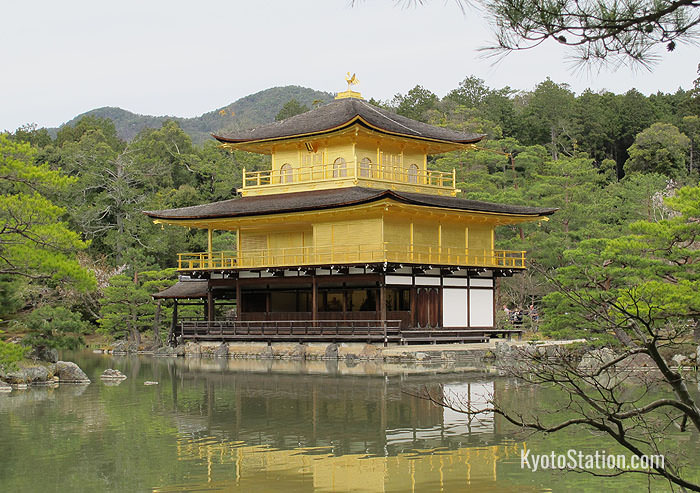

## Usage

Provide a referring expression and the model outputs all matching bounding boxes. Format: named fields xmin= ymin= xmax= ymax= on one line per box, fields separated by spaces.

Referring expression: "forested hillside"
xmin=2 ymin=71 xmax=699 ymax=352
xmin=54 ymin=86 xmax=334 ymax=144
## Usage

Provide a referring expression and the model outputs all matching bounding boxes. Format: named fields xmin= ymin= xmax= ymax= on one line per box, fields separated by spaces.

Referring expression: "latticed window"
xmin=333 ymin=157 xmax=347 ymax=178
xmin=302 ymin=151 xmax=323 ymax=166
xmin=379 ymin=152 xmax=401 ymax=167
xmin=379 ymin=152 xmax=402 ymax=180
xmin=408 ymin=164 xmax=419 ymax=184
xmin=280 ymin=163 xmax=293 ymax=183
xmin=359 ymin=157 xmax=373 ymax=178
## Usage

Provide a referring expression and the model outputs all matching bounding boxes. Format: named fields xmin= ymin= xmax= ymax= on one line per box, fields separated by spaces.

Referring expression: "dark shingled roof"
xmin=152 ymin=280 xmax=208 ymax=299
xmin=213 ymin=98 xmax=484 ymax=145
xmin=144 ymin=187 xmax=557 ymax=221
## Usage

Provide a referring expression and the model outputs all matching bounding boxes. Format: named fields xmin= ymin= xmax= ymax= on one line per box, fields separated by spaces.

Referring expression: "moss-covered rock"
xmin=1 ymin=361 xmax=54 ymax=385
xmin=55 ymin=361 xmax=90 ymax=384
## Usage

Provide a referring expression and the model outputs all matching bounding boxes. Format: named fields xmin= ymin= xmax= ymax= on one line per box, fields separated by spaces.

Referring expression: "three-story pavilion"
xmin=147 ymin=85 xmax=556 ymax=344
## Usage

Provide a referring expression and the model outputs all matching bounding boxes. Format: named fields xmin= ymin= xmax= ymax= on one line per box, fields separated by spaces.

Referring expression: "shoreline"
xmin=0 ymin=360 xmax=91 ymax=391
xmin=94 ymin=339 xmax=588 ymax=374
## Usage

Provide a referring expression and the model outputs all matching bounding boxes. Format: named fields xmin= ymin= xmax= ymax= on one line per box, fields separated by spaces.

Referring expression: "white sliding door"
xmin=469 ymin=289 xmax=494 ymax=327
xmin=442 ymin=288 xmax=468 ymax=327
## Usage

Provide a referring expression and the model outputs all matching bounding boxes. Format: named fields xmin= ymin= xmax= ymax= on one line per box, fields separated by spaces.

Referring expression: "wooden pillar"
xmin=341 ymin=282 xmax=347 ymax=320
xmin=207 ymin=285 xmax=215 ymax=322
xmin=495 ymin=277 xmax=501 ymax=313
xmin=375 ymin=283 xmax=381 ymax=319
xmin=169 ymin=299 xmax=178 ymax=345
xmin=410 ymin=285 xmax=416 ymax=328
xmin=379 ymin=276 xmax=387 ymax=326
xmin=312 ymin=274 xmax=318 ymax=323
xmin=235 ymin=279 xmax=241 ymax=319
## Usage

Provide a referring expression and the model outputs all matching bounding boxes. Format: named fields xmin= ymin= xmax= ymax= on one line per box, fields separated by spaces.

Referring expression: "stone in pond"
xmin=2 ymin=365 xmax=50 ymax=385
xmin=55 ymin=361 xmax=91 ymax=384
xmin=100 ymin=369 xmax=127 ymax=380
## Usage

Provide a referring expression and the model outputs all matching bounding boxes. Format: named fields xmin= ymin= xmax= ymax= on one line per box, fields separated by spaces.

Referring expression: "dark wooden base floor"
xmin=177 ymin=320 xmax=522 ymax=345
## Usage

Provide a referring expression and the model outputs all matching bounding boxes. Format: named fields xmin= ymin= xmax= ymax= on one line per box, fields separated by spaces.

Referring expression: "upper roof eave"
xmin=212 ymin=98 xmax=485 ymax=147
xmin=143 ymin=187 xmax=558 ymax=222
xmin=212 ymin=117 xmax=484 ymax=148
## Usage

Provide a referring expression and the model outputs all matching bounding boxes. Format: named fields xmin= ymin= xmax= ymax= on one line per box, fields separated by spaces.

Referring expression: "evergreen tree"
xmin=542 ymin=185 xmax=700 ymax=340
xmin=624 ymin=122 xmax=690 ymax=178
xmin=275 ymin=99 xmax=309 ymax=121
xmin=98 ymin=269 xmax=177 ymax=343
xmin=0 ymin=134 xmax=94 ymax=290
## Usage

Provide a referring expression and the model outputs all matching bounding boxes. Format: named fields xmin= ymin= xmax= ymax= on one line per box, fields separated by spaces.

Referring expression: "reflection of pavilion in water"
xmin=385 ymin=382 xmax=495 ymax=446
xmin=169 ymin=439 xmax=524 ymax=492
xmin=159 ymin=359 xmax=528 ymax=491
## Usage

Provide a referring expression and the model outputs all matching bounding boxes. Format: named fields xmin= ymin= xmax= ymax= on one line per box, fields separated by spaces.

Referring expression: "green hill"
xmin=55 ymin=86 xmax=334 ymax=144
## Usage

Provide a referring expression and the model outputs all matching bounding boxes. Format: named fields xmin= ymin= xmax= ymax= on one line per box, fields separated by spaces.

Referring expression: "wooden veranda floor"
xmin=177 ymin=320 xmax=523 ymax=345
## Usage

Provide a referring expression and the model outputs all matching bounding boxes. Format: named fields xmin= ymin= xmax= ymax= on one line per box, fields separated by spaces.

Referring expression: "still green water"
xmin=0 ymin=352 xmax=689 ymax=492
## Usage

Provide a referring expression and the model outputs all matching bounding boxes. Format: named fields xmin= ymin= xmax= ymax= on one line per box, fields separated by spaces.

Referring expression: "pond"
xmin=0 ymin=352 xmax=690 ymax=492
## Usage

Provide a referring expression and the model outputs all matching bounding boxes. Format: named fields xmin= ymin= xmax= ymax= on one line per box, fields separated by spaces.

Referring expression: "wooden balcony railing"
xmin=242 ymin=161 xmax=456 ymax=192
xmin=179 ymin=319 xmax=403 ymax=345
xmin=177 ymin=243 xmax=526 ymax=270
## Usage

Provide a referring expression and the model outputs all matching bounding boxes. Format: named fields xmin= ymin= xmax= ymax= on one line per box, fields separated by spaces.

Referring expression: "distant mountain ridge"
xmin=55 ymin=86 xmax=335 ymax=144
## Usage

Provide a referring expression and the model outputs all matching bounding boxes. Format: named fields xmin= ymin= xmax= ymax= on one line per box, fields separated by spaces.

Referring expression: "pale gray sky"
xmin=2 ymin=0 xmax=697 ymax=131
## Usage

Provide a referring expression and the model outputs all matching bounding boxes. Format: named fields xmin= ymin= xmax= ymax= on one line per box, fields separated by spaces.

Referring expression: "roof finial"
xmin=336 ymin=73 xmax=364 ymax=100
xmin=345 ymin=72 xmax=359 ymax=90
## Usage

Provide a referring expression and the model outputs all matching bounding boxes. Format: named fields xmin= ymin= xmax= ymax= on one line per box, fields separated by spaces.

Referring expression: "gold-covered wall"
xmin=442 ymin=223 xmax=467 ymax=251
xmin=174 ymin=201 xmax=528 ymax=271
xmin=468 ymin=224 xmax=493 ymax=252
xmin=235 ymin=209 xmax=497 ymax=267
xmin=237 ymin=126 xmax=459 ymax=196
xmin=383 ymin=216 xmax=492 ymax=255
xmin=313 ymin=217 xmax=383 ymax=263
xmin=269 ymin=131 xmax=429 ymax=176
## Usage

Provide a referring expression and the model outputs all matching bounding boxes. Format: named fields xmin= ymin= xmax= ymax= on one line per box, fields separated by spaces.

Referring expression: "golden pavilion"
xmin=146 ymin=81 xmax=555 ymax=344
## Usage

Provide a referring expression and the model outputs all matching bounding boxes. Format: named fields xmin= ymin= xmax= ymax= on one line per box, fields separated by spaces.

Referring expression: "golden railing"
xmin=242 ymin=161 xmax=456 ymax=190
xmin=177 ymin=244 xmax=526 ymax=270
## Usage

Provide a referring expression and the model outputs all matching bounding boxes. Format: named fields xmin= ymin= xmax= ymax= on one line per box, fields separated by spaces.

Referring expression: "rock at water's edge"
xmin=112 ymin=340 xmax=128 ymax=353
xmin=415 ymin=352 xmax=431 ymax=362
xmin=184 ymin=342 xmax=202 ymax=357
xmin=324 ymin=343 xmax=338 ymax=360
xmin=1 ymin=365 xmax=51 ymax=385
xmin=213 ymin=343 xmax=229 ymax=358
xmin=577 ymin=348 xmax=618 ymax=372
xmin=0 ymin=380 xmax=11 ymax=393
xmin=56 ymin=361 xmax=90 ymax=384
xmin=154 ymin=346 xmax=178 ymax=357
